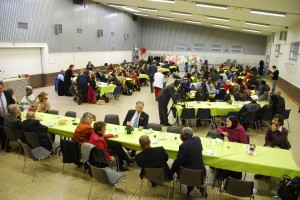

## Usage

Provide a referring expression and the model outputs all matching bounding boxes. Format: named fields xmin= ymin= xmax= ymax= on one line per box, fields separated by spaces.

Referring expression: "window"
xmin=211 ymin=44 xmax=223 ymax=53
xmin=230 ymin=45 xmax=243 ymax=54
xmin=192 ymin=44 xmax=204 ymax=52
xmin=275 ymin=44 xmax=280 ymax=58
xmin=289 ymin=42 xmax=299 ymax=61
xmin=173 ymin=43 xmax=186 ymax=51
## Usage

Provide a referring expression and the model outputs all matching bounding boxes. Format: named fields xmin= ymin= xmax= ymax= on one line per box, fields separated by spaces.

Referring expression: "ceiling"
xmin=92 ymin=0 xmax=300 ymax=36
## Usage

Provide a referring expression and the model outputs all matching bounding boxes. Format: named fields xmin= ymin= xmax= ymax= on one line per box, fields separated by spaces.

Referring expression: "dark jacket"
xmin=171 ymin=136 xmax=206 ymax=177
xmin=60 ymin=139 xmax=80 ymax=164
xmin=195 ymin=91 xmax=209 ymax=101
xmin=239 ymin=102 xmax=261 ymax=118
xmin=123 ymin=110 xmax=149 ymax=128
xmin=4 ymin=113 xmax=24 ymax=140
xmin=136 ymin=146 xmax=172 ymax=180
xmin=148 ymin=64 xmax=157 ymax=77
xmin=157 ymin=83 xmax=177 ymax=104
xmin=4 ymin=90 xmax=16 ymax=105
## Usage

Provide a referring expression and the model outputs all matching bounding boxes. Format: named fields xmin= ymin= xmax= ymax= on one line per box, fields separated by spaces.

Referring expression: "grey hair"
xmin=136 ymin=101 xmax=144 ymax=106
xmin=181 ymin=127 xmax=194 ymax=138
xmin=26 ymin=111 xmax=35 ymax=119
xmin=8 ymin=104 xmax=20 ymax=115
xmin=80 ymin=112 xmax=93 ymax=123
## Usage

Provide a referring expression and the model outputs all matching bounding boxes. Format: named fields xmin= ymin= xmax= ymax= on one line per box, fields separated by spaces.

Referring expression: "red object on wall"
xmin=141 ymin=48 xmax=146 ymax=54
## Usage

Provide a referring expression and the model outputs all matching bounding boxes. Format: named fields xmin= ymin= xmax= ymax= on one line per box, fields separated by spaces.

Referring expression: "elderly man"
xmin=22 ymin=111 xmax=52 ymax=151
xmin=20 ymin=86 xmax=37 ymax=110
xmin=171 ymin=127 xmax=207 ymax=197
xmin=0 ymin=82 xmax=16 ymax=150
xmin=135 ymin=135 xmax=172 ymax=183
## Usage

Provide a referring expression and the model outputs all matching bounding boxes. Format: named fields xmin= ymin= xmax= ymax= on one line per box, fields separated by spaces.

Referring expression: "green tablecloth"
xmin=29 ymin=112 xmax=300 ymax=178
xmin=97 ymin=83 xmax=116 ymax=96
xmin=174 ymin=101 xmax=268 ymax=117
xmin=162 ymin=68 xmax=170 ymax=73
xmin=138 ymin=74 xmax=149 ymax=80
xmin=169 ymin=66 xmax=177 ymax=69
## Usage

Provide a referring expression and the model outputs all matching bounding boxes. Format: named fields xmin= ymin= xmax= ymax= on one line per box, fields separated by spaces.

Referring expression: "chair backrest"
xmin=104 ymin=114 xmax=120 ymax=125
xmin=241 ymin=112 xmax=256 ymax=123
xmin=60 ymin=139 xmax=80 ymax=164
xmin=260 ymin=110 xmax=273 ymax=121
xmin=89 ymin=163 xmax=125 ymax=186
xmin=179 ymin=166 xmax=204 ymax=187
xmin=113 ymin=86 xmax=122 ymax=95
xmin=207 ymin=130 xmax=224 ymax=140
xmin=166 ymin=126 xmax=182 ymax=134
xmin=227 ymin=111 xmax=239 ymax=119
xmin=143 ymin=168 xmax=168 ymax=183
xmin=18 ymin=139 xmax=35 ymax=160
xmin=48 ymin=110 xmax=59 ymax=115
xmin=223 ymin=176 xmax=254 ymax=198
xmin=4 ymin=127 xmax=18 ymax=142
xmin=146 ymin=123 xmax=162 ymax=131
xmin=280 ymin=109 xmax=291 ymax=119
xmin=181 ymin=108 xmax=195 ymax=120
xmin=24 ymin=132 xmax=40 ymax=148
xmin=91 ymin=147 xmax=110 ymax=165
xmin=89 ymin=164 xmax=109 ymax=185
xmin=65 ymin=111 xmax=76 ymax=118
xmin=196 ymin=108 xmax=211 ymax=119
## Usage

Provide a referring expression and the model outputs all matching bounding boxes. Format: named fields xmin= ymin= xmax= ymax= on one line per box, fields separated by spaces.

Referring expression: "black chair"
xmin=279 ymin=109 xmax=291 ymax=132
xmin=181 ymin=108 xmax=195 ymax=127
xmin=240 ymin=112 xmax=258 ymax=132
xmin=220 ymin=176 xmax=255 ymax=199
xmin=65 ymin=111 xmax=76 ymax=118
xmin=113 ymin=86 xmax=122 ymax=100
xmin=196 ymin=108 xmax=217 ymax=129
xmin=24 ymin=132 xmax=40 ymax=149
xmin=226 ymin=111 xmax=239 ymax=119
xmin=90 ymin=147 xmax=118 ymax=171
xmin=48 ymin=110 xmax=59 ymax=115
xmin=104 ymin=114 xmax=120 ymax=125
xmin=166 ymin=126 xmax=182 ymax=134
xmin=258 ymin=110 xmax=273 ymax=130
xmin=206 ymin=130 xmax=224 ymax=140
xmin=146 ymin=123 xmax=162 ymax=131
xmin=60 ymin=139 xmax=80 ymax=171
xmin=3 ymin=127 xmax=22 ymax=158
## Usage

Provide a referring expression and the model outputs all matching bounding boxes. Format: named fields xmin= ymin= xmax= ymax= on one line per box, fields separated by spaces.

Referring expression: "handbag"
xmin=277 ymin=175 xmax=300 ymax=200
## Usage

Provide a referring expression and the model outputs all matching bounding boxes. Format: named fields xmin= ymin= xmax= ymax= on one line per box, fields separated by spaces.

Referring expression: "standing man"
xmin=0 ymin=82 xmax=15 ymax=150
xmin=157 ymin=80 xmax=180 ymax=126
xmin=86 ymin=61 xmax=95 ymax=71
xmin=171 ymin=127 xmax=207 ymax=197
xmin=271 ymin=65 xmax=279 ymax=92
xmin=135 ymin=135 xmax=172 ymax=181
xmin=148 ymin=60 xmax=157 ymax=93
xmin=64 ymin=64 xmax=75 ymax=96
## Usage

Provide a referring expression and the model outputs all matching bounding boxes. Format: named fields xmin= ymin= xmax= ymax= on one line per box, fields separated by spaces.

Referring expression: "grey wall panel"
xmin=0 ymin=0 xmax=143 ymax=52
xmin=142 ymin=19 xmax=267 ymax=55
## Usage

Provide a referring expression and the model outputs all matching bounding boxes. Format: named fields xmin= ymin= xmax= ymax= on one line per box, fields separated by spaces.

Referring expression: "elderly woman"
xmin=89 ymin=121 xmax=134 ymax=171
xmin=33 ymin=92 xmax=50 ymax=113
xmin=72 ymin=112 xmax=94 ymax=145
xmin=153 ymin=67 xmax=165 ymax=100
xmin=20 ymin=86 xmax=37 ymax=111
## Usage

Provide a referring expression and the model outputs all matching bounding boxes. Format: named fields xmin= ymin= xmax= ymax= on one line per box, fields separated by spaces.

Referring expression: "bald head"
xmin=139 ymin=135 xmax=151 ymax=150
xmin=26 ymin=111 xmax=36 ymax=119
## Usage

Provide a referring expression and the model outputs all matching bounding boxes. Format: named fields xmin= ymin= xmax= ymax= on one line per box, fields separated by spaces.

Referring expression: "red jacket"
xmin=89 ymin=131 xmax=113 ymax=160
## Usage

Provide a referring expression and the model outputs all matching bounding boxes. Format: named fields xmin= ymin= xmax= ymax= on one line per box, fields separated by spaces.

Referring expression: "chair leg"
xmin=33 ymin=160 xmax=39 ymax=182
xmin=23 ymin=158 xmax=27 ymax=172
xmin=62 ymin=163 xmax=65 ymax=172
xmin=5 ymin=139 xmax=8 ymax=152
xmin=287 ymin=119 xmax=290 ymax=132
xmin=50 ymin=155 xmax=54 ymax=172
xmin=139 ymin=179 xmax=144 ymax=200
xmin=167 ymin=181 xmax=171 ymax=200
xmin=88 ymin=182 xmax=93 ymax=200
xmin=111 ymin=187 xmax=115 ymax=199
xmin=18 ymin=144 xmax=21 ymax=159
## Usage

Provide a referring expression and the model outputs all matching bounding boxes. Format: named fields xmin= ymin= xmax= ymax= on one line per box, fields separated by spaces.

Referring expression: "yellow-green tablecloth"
xmin=169 ymin=66 xmax=177 ymax=69
xmin=138 ymin=74 xmax=149 ymax=80
xmin=97 ymin=83 xmax=116 ymax=97
xmin=162 ymin=68 xmax=170 ymax=73
xmin=174 ymin=101 xmax=268 ymax=117
xmin=29 ymin=112 xmax=300 ymax=178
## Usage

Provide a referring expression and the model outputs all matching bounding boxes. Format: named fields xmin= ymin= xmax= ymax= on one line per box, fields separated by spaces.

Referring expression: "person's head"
xmin=186 ymin=73 xmax=192 ymax=79
xmin=26 ymin=111 xmax=36 ymax=119
xmin=26 ymin=86 xmax=33 ymax=96
xmin=8 ymin=104 xmax=21 ymax=117
xmin=226 ymin=116 xmax=239 ymax=129
xmin=84 ymin=69 xmax=89 ymax=75
xmin=88 ymin=61 xmax=92 ymax=65
xmin=37 ymin=92 xmax=48 ymax=102
xmin=139 ymin=135 xmax=151 ymax=150
xmin=226 ymin=80 xmax=231 ymax=85
xmin=180 ymin=127 xmax=193 ymax=141
xmin=6 ymin=89 xmax=14 ymax=96
xmin=93 ymin=121 xmax=106 ymax=135
xmin=91 ymin=74 xmax=96 ymax=80
xmin=250 ymin=95 xmax=258 ymax=103
xmin=198 ymin=86 xmax=204 ymax=93
xmin=158 ymin=67 xmax=163 ymax=73
xmin=135 ymin=101 xmax=144 ymax=114
xmin=272 ymin=114 xmax=284 ymax=126
xmin=207 ymin=77 xmax=212 ymax=83
xmin=219 ymin=84 xmax=224 ymax=89
xmin=69 ymin=64 xmax=74 ymax=69
xmin=240 ymin=85 xmax=246 ymax=91
xmin=110 ymin=73 xmax=116 ymax=80
xmin=274 ymin=90 xmax=281 ymax=96
xmin=272 ymin=65 xmax=277 ymax=70
xmin=174 ymin=80 xmax=181 ymax=87
xmin=0 ymin=82 xmax=4 ymax=94
xmin=80 ymin=112 xmax=94 ymax=124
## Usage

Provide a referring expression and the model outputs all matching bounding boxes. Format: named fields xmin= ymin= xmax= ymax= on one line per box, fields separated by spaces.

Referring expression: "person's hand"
xmin=222 ymin=132 xmax=229 ymax=136
xmin=271 ymin=124 xmax=277 ymax=132
xmin=113 ymin=134 xmax=118 ymax=138
xmin=111 ymin=156 xmax=116 ymax=161
xmin=138 ymin=126 xmax=143 ymax=131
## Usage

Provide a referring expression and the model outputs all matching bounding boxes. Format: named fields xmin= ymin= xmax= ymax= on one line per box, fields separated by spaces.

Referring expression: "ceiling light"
xmin=133 ymin=13 xmax=148 ymax=16
xmin=243 ymin=28 xmax=261 ymax=33
xmin=171 ymin=11 xmax=192 ymax=16
xmin=149 ymin=0 xmax=175 ymax=3
xmin=213 ymin=24 xmax=230 ymax=29
xmin=185 ymin=20 xmax=201 ymax=24
xmin=206 ymin=16 xmax=229 ymax=22
xmin=158 ymin=16 xmax=174 ymax=20
xmin=123 ymin=7 xmax=140 ymax=13
xmin=108 ymin=4 xmax=124 ymax=8
xmin=245 ymin=21 xmax=269 ymax=28
xmin=196 ymin=3 xmax=227 ymax=10
xmin=250 ymin=9 xmax=285 ymax=17
xmin=138 ymin=7 xmax=158 ymax=12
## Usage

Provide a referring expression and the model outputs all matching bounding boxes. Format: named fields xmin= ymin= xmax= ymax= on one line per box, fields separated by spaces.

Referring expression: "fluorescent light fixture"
xmin=250 ymin=9 xmax=285 ymax=17
xmin=243 ymin=28 xmax=261 ymax=33
xmin=149 ymin=0 xmax=175 ymax=3
xmin=123 ymin=7 xmax=140 ymax=13
xmin=213 ymin=24 xmax=230 ymax=29
xmin=245 ymin=21 xmax=269 ymax=28
xmin=108 ymin=4 xmax=124 ymax=8
xmin=196 ymin=3 xmax=227 ymax=10
xmin=171 ymin=11 xmax=192 ymax=16
xmin=133 ymin=13 xmax=148 ymax=16
xmin=158 ymin=16 xmax=174 ymax=20
xmin=138 ymin=7 xmax=158 ymax=12
xmin=185 ymin=20 xmax=201 ymax=24
xmin=206 ymin=16 xmax=229 ymax=22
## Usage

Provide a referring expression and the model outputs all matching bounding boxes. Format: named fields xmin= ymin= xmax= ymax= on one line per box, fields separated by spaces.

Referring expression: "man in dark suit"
xmin=135 ymin=135 xmax=172 ymax=182
xmin=0 ymin=82 xmax=16 ymax=150
xmin=171 ymin=127 xmax=207 ymax=196
xmin=157 ymin=80 xmax=180 ymax=126
xmin=123 ymin=101 xmax=149 ymax=129
xmin=147 ymin=60 xmax=157 ymax=93
xmin=22 ymin=111 xmax=52 ymax=151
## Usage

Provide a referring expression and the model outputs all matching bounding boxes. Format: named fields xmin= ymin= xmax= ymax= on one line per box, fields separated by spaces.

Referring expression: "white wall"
xmin=269 ymin=22 xmax=300 ymax=88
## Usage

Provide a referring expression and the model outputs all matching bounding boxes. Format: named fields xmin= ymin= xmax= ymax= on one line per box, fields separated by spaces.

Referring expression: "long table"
xmin=32 ymin=112 xmax=300 ymax=178
xmin=97 ymin=82 xmax=116 ymax=97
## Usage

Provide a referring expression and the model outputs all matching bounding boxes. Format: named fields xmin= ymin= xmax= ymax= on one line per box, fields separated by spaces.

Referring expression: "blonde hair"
xmin=80 ymin=112 xmax=94 ymax=123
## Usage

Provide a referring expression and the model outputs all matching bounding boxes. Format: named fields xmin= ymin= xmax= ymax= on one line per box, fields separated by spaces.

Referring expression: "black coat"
xmin=122 ymin=110 xmax=149 ymax=128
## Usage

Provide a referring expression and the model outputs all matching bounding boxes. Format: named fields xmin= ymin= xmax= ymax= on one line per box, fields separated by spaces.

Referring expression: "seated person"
xmin=224 ymin=88 xmax=236 ymax=102
xmin=274 ymin=90 xmax=285 ymax=113
xmin=107 ymin=73 xmax=121 ymax=86
xmin=239 ymin=95 xmax=261 ymax=130
xmin=216 ymin=76 xmax=226 ymax=89
xmin=195 ymin=86 xmax=209 ymax=101
xmin=32 ymin=92 xmax=50 ymax=113
xmin=210 ymin=84 xmax=226 ymax=102
xmin=207 ymin=77 xmax=216 ymax=92
xmin=224 ymin=80 xmax=233 ymax=91
xmin=4 ymin=104 xmax=24 ymax=143
xmin=95 ymin=68 xmax=107 ymax=82
xmin=57 ymin=70 xmax=65 ymax=96
xmin=72 ymin=112 xmax=94 ymax=145
xmin=22 ymin=111 xmax=52 ymax=151
xmin=20 ymin=86 xmax=37 ymax=111
xmin=89 ymin=121 xmax=134 ymax=172
xmin=234 ymin=85 xmax=249 ymax=101
xmin=135 ymin=135 xmax=172 ymax=181
xmin=258 ymin=80 xmax=270 ymax=93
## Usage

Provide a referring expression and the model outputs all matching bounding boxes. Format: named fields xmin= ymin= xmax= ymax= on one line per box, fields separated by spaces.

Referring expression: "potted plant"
xmin=227 ymin=99 xmax=232 ymax=105
xmin=125 ymin=121 xmax=134 ymax=134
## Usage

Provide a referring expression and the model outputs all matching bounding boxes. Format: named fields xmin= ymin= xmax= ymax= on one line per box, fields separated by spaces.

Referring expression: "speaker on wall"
xmin=132 ymin=15 xmax=138 ymax=21
xmin=279 ymin=31 xmax=287 ymax=41
xmin=55 ymin=24 xmax=62 ymax=34
xmin=73 ymin=0 xmax=85 ymax=6
xmin=97 ymin=29 xmax=103 ymax=37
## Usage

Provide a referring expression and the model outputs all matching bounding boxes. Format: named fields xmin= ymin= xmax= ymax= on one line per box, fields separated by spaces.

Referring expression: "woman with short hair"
xmin=71 ymin=112 xmax=94 ymax=144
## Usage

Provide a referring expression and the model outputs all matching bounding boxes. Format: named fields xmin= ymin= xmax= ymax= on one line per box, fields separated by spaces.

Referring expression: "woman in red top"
xmin=89 ymin=121 xmax=134 ymax=171
xmin=72 ymin=112 xmax=94 ymax=145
